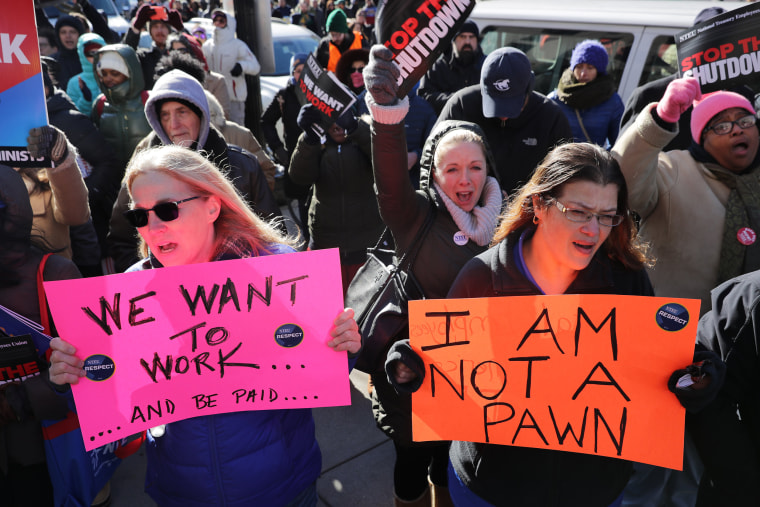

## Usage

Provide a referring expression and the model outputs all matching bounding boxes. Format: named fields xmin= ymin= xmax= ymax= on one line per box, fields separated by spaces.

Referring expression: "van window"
xmin=480 ymin=26 xmax=634 ymax=96
xmin=638 ymin=35 xmax=678 ymax=86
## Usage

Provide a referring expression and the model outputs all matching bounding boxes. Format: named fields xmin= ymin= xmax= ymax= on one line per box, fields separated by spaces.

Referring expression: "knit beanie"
xmin=155 ymin=97 xmax=203 ymax=124
xmin=55 ymin=15 xmax=85 ymax=40
xmin=691 ymin=90 xmax=755 ymax=144
xmin=454 ymin=20 xmax=479 ymax=40
xmin=97 ymin=50 xmax=130 ymax=78
xmin=290 ymin=52 xmax=308 ymax=75
xmin=569 ymin=40 xmax=608 ymax=75
xmin=326 ymin=9 xmax=349 ymax=34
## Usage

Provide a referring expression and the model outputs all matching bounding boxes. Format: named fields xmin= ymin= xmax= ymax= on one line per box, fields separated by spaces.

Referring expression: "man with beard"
xmin=418 ymin=20 xmax=485 ymax=115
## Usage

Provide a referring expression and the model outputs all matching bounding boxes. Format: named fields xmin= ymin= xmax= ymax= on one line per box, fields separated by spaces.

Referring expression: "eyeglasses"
xmin=554 ymin=200 xmax=623 ymax=227
xmin=85 ymin=51 xmax=99 ymax=58
xmin=123 ymin=196 xmax=200 ymax=228
xmin=703 ymin=114 xmax=757 ymax=136
xmin=350 ymin=65 xmax=365 ymax=73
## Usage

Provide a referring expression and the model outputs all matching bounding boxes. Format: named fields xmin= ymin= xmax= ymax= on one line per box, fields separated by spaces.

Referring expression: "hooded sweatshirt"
xmin=91 ymin=44 xmax=151 ymax=171
xmin=66 ymin=33 xmax=106 ymax=116
xmin=202 ymin=10 xmax=261 ymax=102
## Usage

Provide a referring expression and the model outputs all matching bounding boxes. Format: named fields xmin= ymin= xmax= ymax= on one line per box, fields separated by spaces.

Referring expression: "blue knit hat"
xmin=569 ymin=40 xmax=608 ymax=75
xmin=290 ymin=53 xmax=308 ymax=75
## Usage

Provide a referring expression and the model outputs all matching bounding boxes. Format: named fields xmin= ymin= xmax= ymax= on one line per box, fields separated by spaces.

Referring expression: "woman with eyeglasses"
xmin=47 ymin=145 xmax=361 ymax=507
xmin=612 ymin=79 xmax=760 ymax=505
xmin=612 ymin=79 xmax=760 ymax=316
xmin=386 ymin=141 xmax=654 ymax=506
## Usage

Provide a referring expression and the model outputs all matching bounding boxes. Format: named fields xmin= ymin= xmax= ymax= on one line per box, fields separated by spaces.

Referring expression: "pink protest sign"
xmin=44 ymin=249 xmax=349 ymax=451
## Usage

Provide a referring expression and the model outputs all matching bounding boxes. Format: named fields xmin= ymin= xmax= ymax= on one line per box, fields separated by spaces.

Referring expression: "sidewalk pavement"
xmin=109 ymin=370 xmax=396 ymax=507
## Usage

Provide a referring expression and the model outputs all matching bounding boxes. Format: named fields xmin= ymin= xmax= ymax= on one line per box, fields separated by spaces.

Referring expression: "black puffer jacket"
xmin=447 ymin=230 xmax=653 ymax=507
xmin=47 ymin=88 xmax=121 ymax=252
xmin=288 ymin=118 xmax=383 ymax=263
xmin=688 ymin=271 xmax=760 ymax=506
xmin=0 ymin=165 xmax=77 ymax=477
xmin=418 ymin=48 xmax=485 ymax=115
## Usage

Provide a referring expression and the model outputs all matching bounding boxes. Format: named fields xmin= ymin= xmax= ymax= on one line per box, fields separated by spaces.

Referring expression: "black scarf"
xmin=690 ymin=142 xmax=760 ymax=283
xmin=555 ymin=68 xmax=615 ymax=110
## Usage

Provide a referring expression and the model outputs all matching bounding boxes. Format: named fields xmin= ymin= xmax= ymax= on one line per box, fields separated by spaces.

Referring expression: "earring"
xmin=533 ymin=215 xmax=539 ymax=225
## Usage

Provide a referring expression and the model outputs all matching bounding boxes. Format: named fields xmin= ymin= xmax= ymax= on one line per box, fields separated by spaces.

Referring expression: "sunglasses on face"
xmin=123 ymin=196 xmax=200 ymax=228
xmin=86 ymin=51 xmax=99 ymax=58
xmin=351 ymin=65 xmax=365 ymax=73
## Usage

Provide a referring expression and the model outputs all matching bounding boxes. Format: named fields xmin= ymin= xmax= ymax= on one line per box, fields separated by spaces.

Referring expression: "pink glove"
xmin=656 ymin=77 xmax=702 ymax=123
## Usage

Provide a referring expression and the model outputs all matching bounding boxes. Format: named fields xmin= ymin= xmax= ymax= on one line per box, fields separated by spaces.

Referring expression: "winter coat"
xmin=206 ymin=91 xmax=277 ymax=192
xmin=202 ymin=12 xmax=261 ymax=103
xmin=368 ymin=109 xmax=502 ymax=441
xmin=123 ymin=28 xmax=167 ymax=90
xmin=52 ymin=17 xmax=83 ymax=89
xmin=689 ymin=270 xmax=760 ymax=505
xmin=205 ymin=70 xmax=232 ymax=120
xmin=0 ymin=165 xmax=78 ymax=477
xmin=129 ymin=246 xmax=322 ymax=507
xmin=47 ymin=87 xmax=122 ymax=252
xmin=107 ymin=69 xmax=282 ymax=273
xmin=611 ymin=103 xmax=760 ymax=315
xmin=66 ymin=33 xmax=106 ymax=116
xmin=288 ymin=118 xmax=383 ymax=263
xmin=418 ymin=48 xmax=486 ymax=115
xmin=438 ymin=86 xmax=572 ymax=197
xmin=20 ymin=146 xmax=91 ymax=260
xmin=91 ymin=44 xmax=152 ymax=172
xmin=315 ymin=31 xmax=368 ymax=71
xmin=447 ymin=229 xmax=653 ymax=507
xmin=261 ymin=80 xmax=305 ymax=159
xmin=548 ymin=88 xmax=624 ymax=147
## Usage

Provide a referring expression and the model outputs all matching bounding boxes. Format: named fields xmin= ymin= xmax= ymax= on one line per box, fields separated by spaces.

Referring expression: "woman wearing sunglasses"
xmin=47 ymin=145 xmax=361 ymax=507
xmin=335 ymin=48 xmax=370 ymax=115
xmin=386 ymin=142 xmax=655 ymax=506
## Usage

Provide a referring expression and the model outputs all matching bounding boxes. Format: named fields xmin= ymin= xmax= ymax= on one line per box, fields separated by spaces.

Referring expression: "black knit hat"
xmin=454 ymin=20 xmax=479 ymax=40
xmin=154 ymin=97 xmax=203 ymax=123
xmin=54 ymin=15 xmax=85 ymax=39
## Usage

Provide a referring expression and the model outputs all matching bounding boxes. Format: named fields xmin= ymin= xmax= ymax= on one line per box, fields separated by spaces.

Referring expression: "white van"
xmin=468 ymin=0 xmax=746 ymax=103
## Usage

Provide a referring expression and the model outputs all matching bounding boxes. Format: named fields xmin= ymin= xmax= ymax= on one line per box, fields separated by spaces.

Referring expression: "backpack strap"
xmin=37 ymin=253 xmax=53 ymax=337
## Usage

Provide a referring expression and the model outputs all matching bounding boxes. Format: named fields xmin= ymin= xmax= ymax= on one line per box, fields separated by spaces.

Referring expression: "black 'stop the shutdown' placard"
xmin=376 ymin=0 xmax=477 ymax=98
xmin=676 ymin=3 xmax=760 ymax=94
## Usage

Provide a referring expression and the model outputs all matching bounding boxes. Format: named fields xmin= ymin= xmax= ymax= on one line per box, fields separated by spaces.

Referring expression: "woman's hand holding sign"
xmin=48 ymin=337 xmax=85 ymax=387
xmin=328 ymin=308 xmax=361 ymax=354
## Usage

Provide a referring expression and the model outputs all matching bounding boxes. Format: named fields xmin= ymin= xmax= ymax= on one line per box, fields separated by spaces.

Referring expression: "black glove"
xmin=274 ymin=146 xmax=289 ymax=166
xmin=364 ymin=44 xmax=400 ymax=106
xmin=79 ymin=77 xmax=92 ymax=102
xmin=167 ymin=9 xmax=184 ymax=32
xmin=385 ymin=339 xmax=425 ymax=394
xmin=297 ymin=104 xmax=322 ymax=144
xmin=668 ymin=349 xmax=726 ymax=413
xmin=27 ymin=126 xmax=69 ymax=165
xmin=132 ymin=3 xmax=154 ymax=31
xmin=230 ymin=62 xmax=243 ymax=77
xmin=335 ymin=111 xmax=358 ymax=134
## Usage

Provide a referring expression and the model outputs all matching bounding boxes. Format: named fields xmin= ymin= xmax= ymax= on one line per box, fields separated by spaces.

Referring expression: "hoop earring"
xmin=533 ymin=215 xmax=539 ymax=225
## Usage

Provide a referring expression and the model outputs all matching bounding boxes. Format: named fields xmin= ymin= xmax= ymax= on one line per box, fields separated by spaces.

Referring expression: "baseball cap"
xmin=480 ymin=47 xmax=535 ymax=119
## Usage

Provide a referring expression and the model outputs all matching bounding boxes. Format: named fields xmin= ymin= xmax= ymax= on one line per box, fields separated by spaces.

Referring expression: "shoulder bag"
xmin=346 ymin=198 xmax=436 ymax=373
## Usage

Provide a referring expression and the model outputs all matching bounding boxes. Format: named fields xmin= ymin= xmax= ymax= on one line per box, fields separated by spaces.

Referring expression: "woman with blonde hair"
xmin=48 ymin=145 xmax=361 ymax=507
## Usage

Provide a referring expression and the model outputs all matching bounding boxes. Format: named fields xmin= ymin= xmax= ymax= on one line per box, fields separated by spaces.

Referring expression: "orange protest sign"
xmin=409 ymin=294 xmax=700 ymax=470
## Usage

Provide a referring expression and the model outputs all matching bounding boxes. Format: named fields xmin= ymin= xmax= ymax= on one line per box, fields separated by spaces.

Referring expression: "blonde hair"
xmin=125 ymin=145 xmax=294 ymax=259
xmin=432 ymin=128 xmax=487 ymax=174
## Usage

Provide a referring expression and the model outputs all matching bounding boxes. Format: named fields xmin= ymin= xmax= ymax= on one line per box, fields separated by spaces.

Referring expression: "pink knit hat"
xmin=691 ymin=90 xmax=755 ymax=144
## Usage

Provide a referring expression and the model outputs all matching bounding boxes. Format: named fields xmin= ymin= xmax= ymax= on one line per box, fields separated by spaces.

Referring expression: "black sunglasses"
xmin=123 ymin=196 xmax=200 ymax=228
